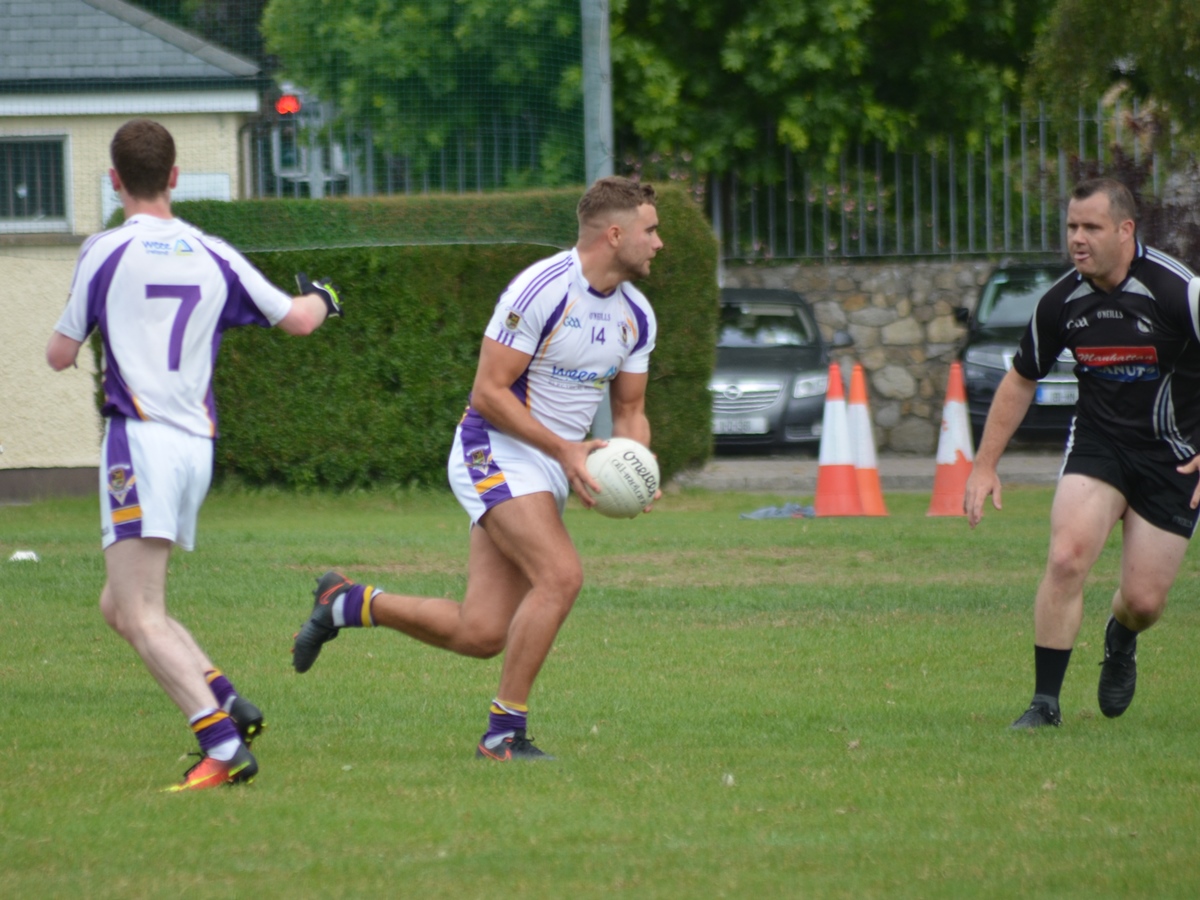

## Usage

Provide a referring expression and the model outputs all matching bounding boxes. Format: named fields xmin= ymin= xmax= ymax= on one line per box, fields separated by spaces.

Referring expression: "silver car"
xmin=710 ymin=288 xmax=851 ymax=450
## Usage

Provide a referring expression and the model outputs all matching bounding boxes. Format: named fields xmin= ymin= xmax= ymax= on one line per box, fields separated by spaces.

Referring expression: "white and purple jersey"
xmin=54 ymin=214 xmax=292 ymax=439
xmin=466 ymin=247 xmax=657 ymax=441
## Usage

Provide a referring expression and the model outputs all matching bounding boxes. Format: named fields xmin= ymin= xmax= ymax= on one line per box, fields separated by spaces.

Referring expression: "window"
xmin=0 ymin=139 xmax=67 ymax=227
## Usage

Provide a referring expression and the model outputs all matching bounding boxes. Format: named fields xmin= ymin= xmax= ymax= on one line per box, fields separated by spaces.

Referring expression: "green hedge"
xmin=167 ymin=186 xmax=718 ymax=489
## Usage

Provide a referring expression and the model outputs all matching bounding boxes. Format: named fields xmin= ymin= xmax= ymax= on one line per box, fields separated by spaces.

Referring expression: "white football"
xmin=585 ymin=438 xmax=660 ymax=519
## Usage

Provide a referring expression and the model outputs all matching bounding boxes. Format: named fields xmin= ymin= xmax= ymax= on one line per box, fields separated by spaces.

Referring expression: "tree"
xmin=260 ymin=0 xmax=584 ymax=184
xmin=611 ymin=0 xmax=1052 ymax=176
xmin=1025 ymin=0 xmax=1200 ymax=146
xmin=134 ymin=0 xmax=273 ymax=64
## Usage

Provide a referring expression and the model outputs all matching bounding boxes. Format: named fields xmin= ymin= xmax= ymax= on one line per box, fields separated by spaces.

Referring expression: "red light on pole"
xmin=275 ymin=94 xmax=301 ymax=115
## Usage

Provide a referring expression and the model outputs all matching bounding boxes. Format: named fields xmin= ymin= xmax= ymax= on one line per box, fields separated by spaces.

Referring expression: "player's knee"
xmin=1045 ymin=541 xmax=1091 ymax=583
xmin=542 ymin=563 xmax=583 ymax=606
xmin=458 ymin=629 xmax=507 ymax=659
xmin=1119 ymin=589 xmax=1166 ymax=624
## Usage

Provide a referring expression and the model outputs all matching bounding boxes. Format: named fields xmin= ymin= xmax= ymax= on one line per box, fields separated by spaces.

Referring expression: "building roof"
xmin=0 ymin=0 xmax=260 ymax=85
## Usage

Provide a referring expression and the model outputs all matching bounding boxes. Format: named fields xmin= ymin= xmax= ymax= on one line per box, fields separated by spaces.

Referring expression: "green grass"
xmin=2 ymin=486 xmax=1199 ymax=898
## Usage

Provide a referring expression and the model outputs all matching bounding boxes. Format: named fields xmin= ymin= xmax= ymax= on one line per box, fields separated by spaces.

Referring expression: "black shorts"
xmin=1062 ymin=418 xmax=1200 ymax=538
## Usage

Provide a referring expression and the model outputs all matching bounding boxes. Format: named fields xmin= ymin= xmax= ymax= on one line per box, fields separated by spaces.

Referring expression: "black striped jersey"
xmin=1013 ymin=243 xmax=1200 ymax=459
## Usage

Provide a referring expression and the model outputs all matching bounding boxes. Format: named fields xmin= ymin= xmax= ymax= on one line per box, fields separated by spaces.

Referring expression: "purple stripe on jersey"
xmin=104 ymin=416 xmax=144 ymax=543
xmin=196 ymin=238 xmax=273 ymax=438
xmin=458 ymin=417 xmax=514 ymax=510
xmin=539 ymin=295 xmax=568 ymax=343
xmin=513 ymin=256 xmax=572 ymax=314
xmin=197 ymin=239 xmax=274 ymax=331
xmin=622 ymin=289 xmax=652 ymax=354
xmin=90 ymin=240 xmax=145 ymax=421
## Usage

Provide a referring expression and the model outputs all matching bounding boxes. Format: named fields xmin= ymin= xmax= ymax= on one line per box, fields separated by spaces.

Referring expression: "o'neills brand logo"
xmin=622 ymin=450 xmax=658 ymax=493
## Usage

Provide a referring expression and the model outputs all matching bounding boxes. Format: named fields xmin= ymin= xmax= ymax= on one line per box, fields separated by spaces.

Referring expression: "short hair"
xmin=577 ymin=176 xmax=656 ymax=229
xmin=110 ymin=119 xmax=176 ymax=200
xmin=1072 ymin=177 xmax=1137 ymax=226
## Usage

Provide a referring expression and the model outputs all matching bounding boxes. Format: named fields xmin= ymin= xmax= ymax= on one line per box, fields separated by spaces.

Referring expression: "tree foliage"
xmin=260 ymin=0 xmax=584 ymax=183
xmin=134 ymin=0 xmax=273 ymax=63
xmin=1025 ymin=0 xmax=1200 ymax=143
xmin=612 ymin=0 xmax=1052 ymax=174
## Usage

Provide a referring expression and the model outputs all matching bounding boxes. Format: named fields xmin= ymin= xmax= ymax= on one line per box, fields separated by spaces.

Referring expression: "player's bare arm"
xmin=276 ymin=292 xmax=331 ymax=336
xmin=471 ymin=336 xmax=605 ymax=504
xmin=46 ymin=331 xmax=84 ymax=371
xmin=964 ymin=368 xmax=1037 ymax=527
xmin=609 ymin=369 xmax=660 ymax=508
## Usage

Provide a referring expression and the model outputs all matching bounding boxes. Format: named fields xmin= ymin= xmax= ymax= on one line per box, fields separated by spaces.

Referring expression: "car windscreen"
xmin=978 ymin=270 xmax=1066 ymax=327
xmin=718 ymin=303 xmax=817 ymax=348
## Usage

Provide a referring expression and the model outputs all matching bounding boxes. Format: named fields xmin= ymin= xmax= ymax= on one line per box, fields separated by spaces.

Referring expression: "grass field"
xmin=2 ymin=485 xmax=1199 ymax=898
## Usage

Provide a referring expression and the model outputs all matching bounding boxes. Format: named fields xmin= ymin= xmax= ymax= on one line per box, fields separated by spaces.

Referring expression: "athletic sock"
xmin=1033 ymin=645 xmax=1073 ymax=702
xmin=332 ymin=584 xmax=380 ymax=628
xmin=483 ymin=698 xmax=528 ymax=745
xmin=189 ymin=708 xmax=242 ymax=762
xmin=1106 ymin=616 xmax=1138 ymax=653
xmin=205 ymin=668 xmax=238 ymax=713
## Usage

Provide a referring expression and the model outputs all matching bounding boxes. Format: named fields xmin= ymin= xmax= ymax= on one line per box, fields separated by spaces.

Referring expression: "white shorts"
xmin=447 ymin=423 xmax=568 ymax=524
xmin=100 ymin=417 xmax=213 ymax=551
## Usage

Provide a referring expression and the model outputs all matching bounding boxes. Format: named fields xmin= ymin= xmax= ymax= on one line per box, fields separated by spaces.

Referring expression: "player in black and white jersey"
xmin=47 ymin=119 xmax=343 ymax=790
xmin=964 ymin=177 xmax=1200 ymax=729
xmin=291 ymin=177 xmax=663 ymax=761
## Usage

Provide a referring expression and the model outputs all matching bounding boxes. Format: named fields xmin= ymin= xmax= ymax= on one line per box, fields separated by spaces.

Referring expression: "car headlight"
xmin=792 ymin=372 xmax=828 ymax=399
xmin=963 ymin=345 xmax=1012 ymax=371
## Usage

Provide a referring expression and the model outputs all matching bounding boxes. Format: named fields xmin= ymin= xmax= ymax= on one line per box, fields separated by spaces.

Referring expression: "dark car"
xmin=710 ymin=288 xmax=851 ymax=450
xmin=957 ymin=263 xmax=1077 ymax=444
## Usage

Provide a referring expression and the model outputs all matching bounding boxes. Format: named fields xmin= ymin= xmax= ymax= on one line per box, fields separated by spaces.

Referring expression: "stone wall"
xmin=724 ymin=260 xmax=994 ymax=453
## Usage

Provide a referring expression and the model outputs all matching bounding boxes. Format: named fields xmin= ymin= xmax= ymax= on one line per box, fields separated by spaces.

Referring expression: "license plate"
xmin=1036 ymin=383 xmax=1077 ymax=406
xmin=713 ymin=416 xmax=769 ymax=435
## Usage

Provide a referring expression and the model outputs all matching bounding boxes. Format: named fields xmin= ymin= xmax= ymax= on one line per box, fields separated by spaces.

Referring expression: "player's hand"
xmin=562 ymin=438 xmax=607 ymax=508
xmin=296 ymin=272 xmax=344 ymax=318
xmin=963 ymin=465 xmax=1002 ymax=529
xmin=1177 ymin=455 xmax=1200 ymax=509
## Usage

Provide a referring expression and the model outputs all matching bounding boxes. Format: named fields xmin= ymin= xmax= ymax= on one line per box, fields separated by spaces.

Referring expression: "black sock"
xmin=1033 ymin=645 xmax=1072 ymax=701
xmin=1106 ymin=616 xmax=1138 ymax=653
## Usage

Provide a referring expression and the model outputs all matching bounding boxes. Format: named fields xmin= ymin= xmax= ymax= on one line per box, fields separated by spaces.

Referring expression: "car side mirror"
xmin=830 ymin=330 xmax=854 ymax=348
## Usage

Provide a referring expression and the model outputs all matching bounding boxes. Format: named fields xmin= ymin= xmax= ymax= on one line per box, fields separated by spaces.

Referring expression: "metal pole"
xmin=581 ymin=0 xmax=614 ymax=183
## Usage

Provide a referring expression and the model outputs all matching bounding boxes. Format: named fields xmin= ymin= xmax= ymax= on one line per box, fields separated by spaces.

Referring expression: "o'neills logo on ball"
xmin=621 ymin=450 xmax=658 ymax=493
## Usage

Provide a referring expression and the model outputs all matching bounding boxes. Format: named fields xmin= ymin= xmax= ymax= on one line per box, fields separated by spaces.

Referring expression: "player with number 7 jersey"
xmin=47 ymin=118 xmax=342 ymax=791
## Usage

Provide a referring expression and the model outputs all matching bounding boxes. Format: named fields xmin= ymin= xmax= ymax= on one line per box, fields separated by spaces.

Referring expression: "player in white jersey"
xmin=46 ymin=119 xmax=343 ymax=791
xmin=292 ymin=177 xmax=663 ymax=760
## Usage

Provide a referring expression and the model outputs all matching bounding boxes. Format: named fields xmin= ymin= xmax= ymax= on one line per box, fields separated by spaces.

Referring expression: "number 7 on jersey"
xmin=147 ymin=284 xmax=201 ymax=372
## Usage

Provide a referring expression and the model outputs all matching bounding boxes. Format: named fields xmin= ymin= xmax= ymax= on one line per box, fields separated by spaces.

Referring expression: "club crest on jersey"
xmin=107 ymin=465 xmax=137 ymax=505
xmin=467 ymin=447 xmax=494 ymax=474
xmin=504 ymin=310 xmax=521 ymax=331
xmin=1074 ymin=346 xmax=1160 ymax=382
xmin=1136 ymin=318 xmax=1153 ymax=334
xmin=618 ymin=322 xmax=631 ymax=346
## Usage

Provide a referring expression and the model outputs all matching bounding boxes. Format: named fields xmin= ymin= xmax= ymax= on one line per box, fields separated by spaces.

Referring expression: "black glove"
xmin=296 ymin=272 xmax=344 ymax=318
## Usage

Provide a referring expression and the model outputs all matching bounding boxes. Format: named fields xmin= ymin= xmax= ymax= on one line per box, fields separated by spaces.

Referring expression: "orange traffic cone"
xmin=927 ymin=361 xmax=974 ymax=516
xmin=848 ymin=364 xmax=887 ymax=516
xmin=815 ymin=362 xmax=864 ymax=516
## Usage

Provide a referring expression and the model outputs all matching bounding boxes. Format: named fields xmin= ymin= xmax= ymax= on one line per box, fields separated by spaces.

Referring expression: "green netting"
xmin=2 ymin=0 xmax=586 ymax=244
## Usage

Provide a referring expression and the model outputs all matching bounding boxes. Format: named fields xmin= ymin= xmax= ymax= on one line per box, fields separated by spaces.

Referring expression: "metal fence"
xmin=635 ymin=101 xmax=1183 ymax=263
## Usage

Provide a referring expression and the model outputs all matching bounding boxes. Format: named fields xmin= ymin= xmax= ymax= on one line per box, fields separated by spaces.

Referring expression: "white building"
xmin=1 ymin=0 xmax=263 ymax=500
